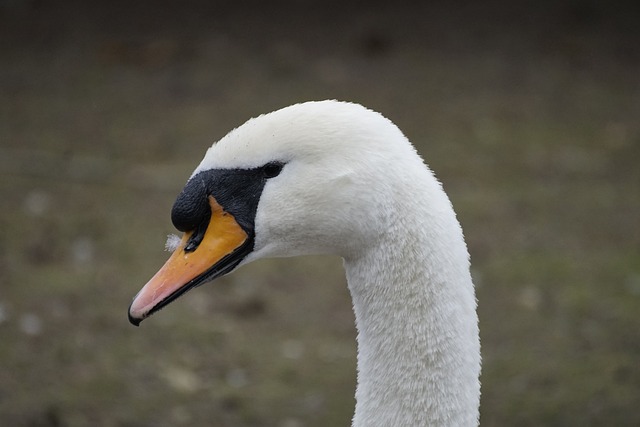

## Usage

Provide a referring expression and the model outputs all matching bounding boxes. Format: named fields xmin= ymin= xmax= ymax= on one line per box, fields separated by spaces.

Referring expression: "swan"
xmin=128 ymin=100 xmax=481 ymax=426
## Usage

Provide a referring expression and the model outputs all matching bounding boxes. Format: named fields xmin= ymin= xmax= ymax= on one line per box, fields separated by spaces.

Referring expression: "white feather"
xmin=164 ymin=234 xmax=181 ymax=252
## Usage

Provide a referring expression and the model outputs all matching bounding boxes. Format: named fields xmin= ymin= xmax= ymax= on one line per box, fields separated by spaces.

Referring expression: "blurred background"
xmin=1 ymin=0 xmax=639 ymax=426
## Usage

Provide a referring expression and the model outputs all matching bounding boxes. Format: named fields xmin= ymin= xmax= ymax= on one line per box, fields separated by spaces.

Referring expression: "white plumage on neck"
xmin=191 ymin=100 xmax=481 ymax=426
xmin=344 ymin=167 xmax=480 ymax=426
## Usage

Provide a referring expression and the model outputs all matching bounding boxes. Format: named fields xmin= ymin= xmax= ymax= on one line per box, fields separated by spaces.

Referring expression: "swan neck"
xmin=344 ymin=208 xmax=480 ymax=426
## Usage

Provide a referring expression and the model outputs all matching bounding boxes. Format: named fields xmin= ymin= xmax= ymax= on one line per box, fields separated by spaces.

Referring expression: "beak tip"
xmin=128 ymin=303 xmax=144 ymax=327
xmin=128 ymin=313 xmax=142 ymax=327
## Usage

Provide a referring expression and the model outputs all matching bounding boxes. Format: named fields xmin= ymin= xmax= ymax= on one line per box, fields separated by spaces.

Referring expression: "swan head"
xmin=128 ymin=100 xmax=429 ymax=325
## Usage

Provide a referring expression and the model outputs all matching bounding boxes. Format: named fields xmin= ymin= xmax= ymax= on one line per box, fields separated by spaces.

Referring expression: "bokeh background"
xmin=1 ymin=0 xmax=639 ymax=426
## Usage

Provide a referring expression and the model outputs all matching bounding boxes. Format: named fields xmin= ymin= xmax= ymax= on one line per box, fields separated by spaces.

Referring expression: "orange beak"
xmin=128 ymin=196 xmax=249 ymax=325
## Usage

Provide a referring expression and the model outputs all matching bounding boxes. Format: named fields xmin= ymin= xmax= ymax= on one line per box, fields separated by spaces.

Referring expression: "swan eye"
xmin=263 ymin=162 xmax=284 ymax=178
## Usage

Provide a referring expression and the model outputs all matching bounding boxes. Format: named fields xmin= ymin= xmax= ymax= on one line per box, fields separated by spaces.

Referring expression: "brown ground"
xmin=1 ymin=1 xmax=639 ymax=426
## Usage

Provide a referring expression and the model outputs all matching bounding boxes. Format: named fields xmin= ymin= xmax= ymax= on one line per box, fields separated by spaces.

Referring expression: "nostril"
xmin=184 ymin=220 xmax=209 ymax=252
